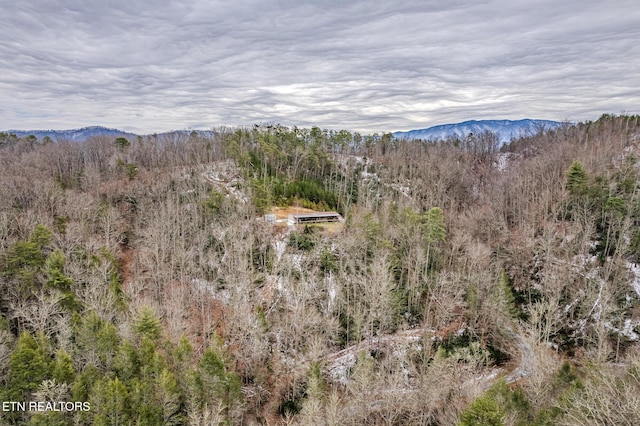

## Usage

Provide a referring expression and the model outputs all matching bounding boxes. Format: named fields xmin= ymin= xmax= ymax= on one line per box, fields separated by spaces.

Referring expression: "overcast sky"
xmin=1 ymin=0 xmax=639 ymax=134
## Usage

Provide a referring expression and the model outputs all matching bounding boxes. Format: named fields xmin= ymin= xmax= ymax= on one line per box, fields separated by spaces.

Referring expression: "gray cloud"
xmin=1 ymin=0 xmax=639 ymax=133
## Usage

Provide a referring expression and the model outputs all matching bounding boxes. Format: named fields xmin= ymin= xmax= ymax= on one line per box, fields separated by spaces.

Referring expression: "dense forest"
xmin=1 ymin=114 xmax=640 ymax=425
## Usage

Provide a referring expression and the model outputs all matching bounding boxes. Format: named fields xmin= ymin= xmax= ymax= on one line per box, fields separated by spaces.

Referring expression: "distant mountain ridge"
xmin=4 ymin=126 xmax=136 ymax=142
xmin=393 ymin=119 xmax=563 ymax=144
xmin=2 ymin=126 xmax=219 ymax=142
xmin=5 ymin=120 xmax=563 ymax=144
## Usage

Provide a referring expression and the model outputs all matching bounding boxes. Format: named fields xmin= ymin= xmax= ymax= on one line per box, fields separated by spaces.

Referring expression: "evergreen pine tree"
xmin=566 ymin=161 xmax=588 ymax=196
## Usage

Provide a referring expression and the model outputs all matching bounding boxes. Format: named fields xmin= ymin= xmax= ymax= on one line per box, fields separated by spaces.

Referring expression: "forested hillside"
xmin=2 ymin=115 xmax=640 ymax=425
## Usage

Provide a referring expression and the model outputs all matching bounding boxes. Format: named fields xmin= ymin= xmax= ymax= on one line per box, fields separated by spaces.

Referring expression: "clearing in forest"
xmin=269 ymin=205 xmax=318 ymax=220
xmin=267 ymin=206 xmax=344 ymax=233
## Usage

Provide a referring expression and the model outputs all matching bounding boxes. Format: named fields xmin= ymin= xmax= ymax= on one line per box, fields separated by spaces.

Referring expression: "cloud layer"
xmin=2 ymin=0 xmax=639 ymax=133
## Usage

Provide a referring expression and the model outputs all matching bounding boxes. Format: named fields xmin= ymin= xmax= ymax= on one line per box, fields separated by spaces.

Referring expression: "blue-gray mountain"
xmin=3 ymin=126 xmax=217 ymax=142
xmin=4 ymin=126 xmax=136 ymax=142
xmin=393 ymin=119 xmax=563 ymax=144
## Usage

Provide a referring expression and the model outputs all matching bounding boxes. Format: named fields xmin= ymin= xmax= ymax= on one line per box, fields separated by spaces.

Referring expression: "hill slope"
xmin=5 ymin=126 xmax=136 ymax=142
xmin=393 ymin=119 xmax=563 ymax=144
xmin=2 ymin=116 xmax=640 ymax=424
